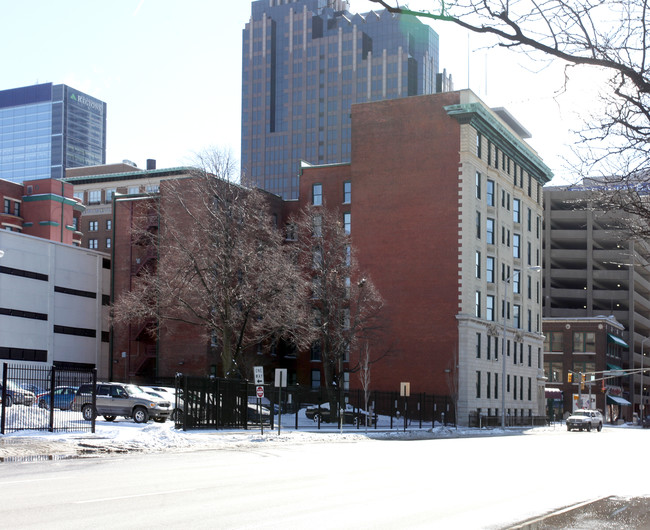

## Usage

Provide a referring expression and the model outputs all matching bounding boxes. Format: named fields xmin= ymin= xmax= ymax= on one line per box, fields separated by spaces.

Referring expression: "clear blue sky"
xmin=2 ymin=0 xmax=604 ymax=184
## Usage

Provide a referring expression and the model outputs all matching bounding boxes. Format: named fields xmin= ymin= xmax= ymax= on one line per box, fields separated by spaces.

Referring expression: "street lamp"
xmin=501 ymin=265 xmax=541 ymax=428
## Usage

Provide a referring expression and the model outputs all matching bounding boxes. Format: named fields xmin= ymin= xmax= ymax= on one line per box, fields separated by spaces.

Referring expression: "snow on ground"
xmin=0 ymin=412 xmax=587 ymax=461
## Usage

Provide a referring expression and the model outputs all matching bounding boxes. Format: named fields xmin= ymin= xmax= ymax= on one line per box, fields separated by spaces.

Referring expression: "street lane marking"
xmin=74 ymin=488 xmax=194 ymax=504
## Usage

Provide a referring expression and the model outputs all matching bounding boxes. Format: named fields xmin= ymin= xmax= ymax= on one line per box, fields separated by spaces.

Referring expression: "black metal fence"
xmin=1 ymin=363 xmax=96 ymax=434
xmin=174 ymin=374 xmax=456 ymax=431
xmin=468 ymin=411 xmax=548 ymax=428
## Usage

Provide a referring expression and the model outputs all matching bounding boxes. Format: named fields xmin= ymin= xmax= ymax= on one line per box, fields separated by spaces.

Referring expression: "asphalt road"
xmin=1 ymin=427 xmax=649 ymax=529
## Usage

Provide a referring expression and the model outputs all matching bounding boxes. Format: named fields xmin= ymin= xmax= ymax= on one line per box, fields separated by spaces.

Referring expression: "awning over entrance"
xmin=607 ymin=363 xmax=623 ymax=372
xmin=607 ymin=333 xmax=629 ymax=348
xmin=607 ymin=395 xmax=631 ymax=406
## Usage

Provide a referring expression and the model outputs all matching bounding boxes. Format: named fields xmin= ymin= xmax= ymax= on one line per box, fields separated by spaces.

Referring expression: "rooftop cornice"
xmin=444 ymin=102 xmax=554 ymax=186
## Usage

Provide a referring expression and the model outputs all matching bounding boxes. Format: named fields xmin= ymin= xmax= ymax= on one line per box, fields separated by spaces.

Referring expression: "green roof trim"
xmin=39 ymin=221 xmax=60 ymax=227
xmin=444 ymin=102 xmax=554 ymax=185
xmin=62 ymin=166 xmax=196 ymax=185
xmin=23 ymin=193 xmax=78 ymax=207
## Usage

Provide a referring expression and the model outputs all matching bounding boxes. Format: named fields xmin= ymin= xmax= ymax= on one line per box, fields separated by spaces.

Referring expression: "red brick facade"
xmin=297 ymin=93 xmax=464 ymax=394
xmin=0 ymin=178 xmax=82 ymax=245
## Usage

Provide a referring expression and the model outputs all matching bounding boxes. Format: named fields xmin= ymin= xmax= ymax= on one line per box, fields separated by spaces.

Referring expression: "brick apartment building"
xmin=543 ymin=316 xmax=630 ymax=422
xmin=109 ymin=89 xmax=552 ymax=425
xmin=1 ymin=177 xmax=83 ymax=243
xmin=63 ymin=161 xmax=194 ymax=254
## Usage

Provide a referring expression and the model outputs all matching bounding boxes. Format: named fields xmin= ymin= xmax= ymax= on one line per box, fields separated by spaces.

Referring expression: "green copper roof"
xmin=445 ymin=102 xmax=554 ymax=185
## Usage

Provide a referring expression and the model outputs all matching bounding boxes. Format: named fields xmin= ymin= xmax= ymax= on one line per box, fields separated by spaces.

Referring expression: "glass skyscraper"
xmin=241 ymin=0 xmax=448 ymax=199
xmin=0 ymin=82 xmax=106 ymax=183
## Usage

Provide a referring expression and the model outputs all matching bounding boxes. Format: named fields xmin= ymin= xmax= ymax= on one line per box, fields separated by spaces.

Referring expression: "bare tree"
xmin=369 ymin=0 xmax=650 ymax=224
xmin=292 ymin=204 xmax=384 ymax=424
xmin=357 ymin=342 xmax=372 ymax=432
xmin=112 ymin=148 xmax=313 ymax=379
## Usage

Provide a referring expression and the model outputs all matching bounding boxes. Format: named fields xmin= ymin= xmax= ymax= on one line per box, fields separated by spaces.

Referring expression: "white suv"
xmin=566 ymin=409 xmax=603 ymax=432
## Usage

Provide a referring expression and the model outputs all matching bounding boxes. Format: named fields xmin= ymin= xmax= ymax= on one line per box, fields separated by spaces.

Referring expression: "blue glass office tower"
xmin=0 ymin=83 xmax=106 ymax=183
xmin=241 ymin=0 xmax=448 ymax=199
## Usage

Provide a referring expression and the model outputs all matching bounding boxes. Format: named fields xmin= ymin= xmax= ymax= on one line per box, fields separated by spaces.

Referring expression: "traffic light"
xmin=567 ymin=373 xmax=573 ymax=383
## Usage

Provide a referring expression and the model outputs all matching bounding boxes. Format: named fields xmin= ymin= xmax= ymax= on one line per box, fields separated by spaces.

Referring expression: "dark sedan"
xmin=304 ymin=403 xmax=374 ymax=426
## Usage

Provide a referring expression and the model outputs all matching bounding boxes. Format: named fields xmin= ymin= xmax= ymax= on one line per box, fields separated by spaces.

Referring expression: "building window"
xmin=487 ymin=180 xmax=495 ymax=206
xmin=513 ymin=270 xmax=520 ymax=293
xmin=343 ymin=212 xmax=351 ymax=234
xmin=487 ymin=218 xmax=495 ymax=244
xmin=4 ymin=199 xmax=10 ymax=214
xmin=486 ymin=257 xmax=495 ymax=283
xmin=487 ymin=336 xmax=492 ymax=359
xmin=513 ymin=199 xmax=520 ymax=223
xmin=527 ymin=208 xmax=532 ymax=231
xmin=528 ymin=309 xmax=533 ymax=332
xmin=476 ymin=251 xmax=481 ymax=279
xmin=544 ymin=331 xmax=564 ymax=352
xmin=313 ymin=215 xmax=322 ymax=237
xmin=513 ymin=304 xmax=521 ymax=328
xmin=476 ymin=172 xmax=481 ymax=199
xmin=73 ymin=191 xmax=84 ymax=202
xmin=14 ymin=202 xmax=20 ymax=217
xmin=476 ymin=333 xmax=482 ymax=358
xmin=487 ymin=372 xmax=491 ymax=398
xmin=105 ymin=188 xmax=116 ymax=203
xmin=88 ymin=239 xmax=98 ymax=249
xmin=310 ymin=340 xmax=322 ymax=361
xmin=573 ymin=332 xmax=596 ymax=353
xmin=476 ymin=371 xmax=481 ymax=398
xmin=343 ymin=181 xmax=351 ymax=203
xmin=88 ymin=190 xmax=101 ymax=204
xmin=72 ymin=217 xmax=78 ymax=230
xmin=544 ymin=361 xmax=564 ymax=382
xmin=528 ymin=345 xmax=532 ymax=367
xmin=89 ymin=221 xmax=98 ymax=231
xmin=573 ymin=361 xmax=596 ymax=378
xmin=476 ymin=132 xmax=482 ymax=158
xmin=528 ymin=377 xmax=532 ymax=401
xmin=486 ymin=295 xmax=495 ymax=321
xmin=146 ymin=184 xmax=159 ymax=194
xmin=513 ymin=234 xmax=520 ymax=258
xmin=312 ymin=183 xmax=323 ymax=206
xmin=106 ymin=219 xmax=112 ymax=230
xmin=311 ymin=370 xmax=321 ymax=389
xmin=494 ymin=373 xmax=498 ymax=399
xmin=106 ymin=238 xmax=111 ymax=249
xmin=128 ymin=186 xmax=139 ymax=195
xmin=475 ymin=291 xmax=481 ymax=318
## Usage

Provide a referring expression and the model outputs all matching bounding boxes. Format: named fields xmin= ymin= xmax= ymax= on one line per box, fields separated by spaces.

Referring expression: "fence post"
xmin=91 ymin=368 xmax=97 ymax=434
xmin=1 ymin=363 xmax=6 ymax=435
xmin=49 ymin=366 xmax=56 ymax=432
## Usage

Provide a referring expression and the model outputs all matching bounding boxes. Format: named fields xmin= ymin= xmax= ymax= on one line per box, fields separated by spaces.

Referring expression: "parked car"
xmin=141 ymin=386 xmax=185 ymax=421
xmin=0 ymin=380 xmax=36 ymax=407
xmin=37 ymin=386 xmax=79 ymax=410
xmin=566 ymin=409 xmax=604 ymax=432
xmin=641 ymin=415 xmax=650 ymax=428
xmin=247 ymin=403 xmax=271 ymax=424
xmin=304 ymin=402 xmax=374 ymax=426
xmin=72 ymin=382 xmax=172 ymax=423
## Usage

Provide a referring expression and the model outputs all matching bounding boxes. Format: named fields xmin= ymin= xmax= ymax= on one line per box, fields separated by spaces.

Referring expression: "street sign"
xmin=254 ymin=366 xmax=264 ymax=385
xmin=400 ymin=382 xmax=410 ymax=397
xmin=275 ymin=368 xmax=287 ymax=387
xmin=256 ymin=385 xmax=264 ymax=399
